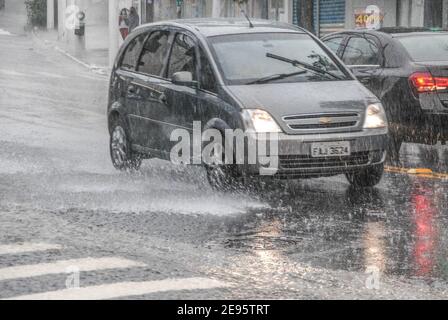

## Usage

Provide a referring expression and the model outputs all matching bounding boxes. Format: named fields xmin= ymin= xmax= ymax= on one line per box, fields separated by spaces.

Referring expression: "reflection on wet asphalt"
xmin=401 ymin=143 xmax=448 ymax=173
xmin=208 ymin=174 xmax=448 ymax=283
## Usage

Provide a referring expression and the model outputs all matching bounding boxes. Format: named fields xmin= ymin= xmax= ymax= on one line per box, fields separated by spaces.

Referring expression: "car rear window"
xmin=398 ymin=34 xmax=448 ymax=62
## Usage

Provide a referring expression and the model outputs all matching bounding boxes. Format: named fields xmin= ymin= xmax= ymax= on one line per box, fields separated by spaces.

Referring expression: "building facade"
xmin=3 ymin=0 xmax=446 ymax=66
xmin=293 ymin=0 xmax=448 ymax=37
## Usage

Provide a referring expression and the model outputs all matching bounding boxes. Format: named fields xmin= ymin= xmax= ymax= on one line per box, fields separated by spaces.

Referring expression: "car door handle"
xmin=359 ymin=78 xmax=370 ymax=85
xmin=159 ymin=93 xmax=167 ymax=105
xmin=128 ymin=85 xmax=137 ymax=94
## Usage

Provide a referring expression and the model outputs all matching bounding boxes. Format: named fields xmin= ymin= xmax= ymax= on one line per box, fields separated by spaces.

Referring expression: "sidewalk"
xmin=33 ymin=28 xmax=109 ymax=76
xmin=1 ymin=11 xmax=109 ymax=76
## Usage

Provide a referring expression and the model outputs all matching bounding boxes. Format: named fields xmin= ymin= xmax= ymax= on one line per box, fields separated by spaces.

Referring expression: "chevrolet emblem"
xmin=319 ymin=117 xmax=332 ymax=125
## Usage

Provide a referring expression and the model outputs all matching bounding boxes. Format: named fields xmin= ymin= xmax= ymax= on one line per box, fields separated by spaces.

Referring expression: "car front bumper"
xmin=243 ymin=128 xmax=388 ymax=178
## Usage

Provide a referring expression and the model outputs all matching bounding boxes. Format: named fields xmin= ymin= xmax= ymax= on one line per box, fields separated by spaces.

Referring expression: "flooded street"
xmin=1 ymin=26 xmax=448 ymax=300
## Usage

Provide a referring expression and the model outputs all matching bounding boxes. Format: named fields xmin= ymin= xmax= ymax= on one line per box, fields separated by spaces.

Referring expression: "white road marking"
xmin=0 ymin=29 xmax=14 ymax=36
xmin=4 ymin=277 xmax=230 ymax=300
xmin=0 ymin=243 xmax=62 ymax=255
xmin=0 ymin=257 xmax=146 ymax=281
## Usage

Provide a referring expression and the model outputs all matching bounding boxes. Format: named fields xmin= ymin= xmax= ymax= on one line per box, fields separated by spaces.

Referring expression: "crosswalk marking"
xmin=4 ymin=277 xmax=230 ymax=300
xmin=0 ymin=243 xmax=62 ymax=255
xmin=0 ymin=257 xmax=146 ymax=282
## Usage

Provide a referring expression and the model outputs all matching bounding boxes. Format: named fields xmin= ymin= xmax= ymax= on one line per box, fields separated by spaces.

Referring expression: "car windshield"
xmin=208 ymin=32 xmax=351 ymax=85
xmin=398 ymin=34 xmax=448 ymax=62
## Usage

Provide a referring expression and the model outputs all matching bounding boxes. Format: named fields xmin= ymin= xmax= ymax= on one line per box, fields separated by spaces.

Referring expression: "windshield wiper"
xmin=266 ymin=52 xmax=343 ymax=80
xmin=246 ymin=70 xmax=307 ymax=85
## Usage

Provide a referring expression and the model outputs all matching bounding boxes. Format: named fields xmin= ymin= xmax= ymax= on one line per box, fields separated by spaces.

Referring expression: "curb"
xmin=385 ymin=166 xmax=448 ymax=180
xmin=32 ymin=29 xmax=109 ymax=78
xmin=53 ymin=45 xmax=109 ymax=77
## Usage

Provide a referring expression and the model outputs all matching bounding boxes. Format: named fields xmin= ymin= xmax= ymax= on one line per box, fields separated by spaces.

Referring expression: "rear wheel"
xmin=109 ymin=119 xmax=142 ymax=171
xmin=346 ymin=164 xmax=384 ymax=188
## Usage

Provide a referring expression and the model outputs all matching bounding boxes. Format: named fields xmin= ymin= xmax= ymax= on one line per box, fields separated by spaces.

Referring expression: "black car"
xmin=107 ymin=19 xmax=388 ymax=189
xmin=322 ymin=27 xmax=448 ymax=161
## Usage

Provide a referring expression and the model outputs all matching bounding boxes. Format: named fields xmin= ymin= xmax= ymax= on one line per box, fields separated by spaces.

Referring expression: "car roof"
xmin=135 ymin=18 xmax=306 ymax=37
xmin=324 ymin=27 xmax=448 ymax=39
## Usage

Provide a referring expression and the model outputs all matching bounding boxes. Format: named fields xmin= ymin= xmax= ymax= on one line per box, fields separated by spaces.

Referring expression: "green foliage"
xmin=25 ymin=0 xmax=47 ymax=27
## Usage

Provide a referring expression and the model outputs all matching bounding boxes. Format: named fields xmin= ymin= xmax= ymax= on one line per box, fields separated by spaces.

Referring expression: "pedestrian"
xmin=119 ymin=8 xmax=129 ymax=40
xmin=128 ymin=7 xmax=140 ymax=33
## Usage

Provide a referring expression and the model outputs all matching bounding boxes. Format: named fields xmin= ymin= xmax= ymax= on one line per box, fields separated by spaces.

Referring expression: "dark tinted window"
xmin=168 ymin=33 xmax=197 ymax=80
xmin=199 ymin=47 xmax=217 ymax=93
xmin=324 ymin=36 xmax=344 ymax=55
xmin=121 ymin=34 xmax=146 ymax=70
xmin=398 ymin=34 xmax=448 ymax=62
xmin=343 ymin=37 xmax=380 ymax=65
xmin=137 ymin=30 xmax=171 ymax=76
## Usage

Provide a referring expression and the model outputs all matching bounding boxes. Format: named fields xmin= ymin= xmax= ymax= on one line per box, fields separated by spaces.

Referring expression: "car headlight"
xmin=242 ymin=109 xmax=282 ymax=133
xmin=364 ymin=103 xmax=388 ymax=129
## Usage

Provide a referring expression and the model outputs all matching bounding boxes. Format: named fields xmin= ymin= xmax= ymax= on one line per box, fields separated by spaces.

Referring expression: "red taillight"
xmin=410 ymin=72 xmax=448 ymax=93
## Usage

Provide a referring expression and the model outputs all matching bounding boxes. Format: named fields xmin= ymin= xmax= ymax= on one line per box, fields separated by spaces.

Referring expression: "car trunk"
xmin=415 ymin=61 xmax=448 ymax=109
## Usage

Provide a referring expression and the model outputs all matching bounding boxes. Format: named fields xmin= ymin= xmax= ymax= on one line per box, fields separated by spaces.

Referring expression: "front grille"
xmin=279 ymin=152 xmax=370 ymax=170
xmin=283 ymin=112 xmax=361 ymax=132
xmin=289 ymin=122 xmax=358 ymax=130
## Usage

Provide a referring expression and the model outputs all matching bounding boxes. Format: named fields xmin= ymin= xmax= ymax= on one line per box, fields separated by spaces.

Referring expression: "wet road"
xmin=1 ymin=26 xmax=448 ymax=300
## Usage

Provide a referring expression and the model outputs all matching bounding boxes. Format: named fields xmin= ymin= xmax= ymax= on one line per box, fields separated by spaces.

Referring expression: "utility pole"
xmin=298 ymin=0 xmax=315 ymax=33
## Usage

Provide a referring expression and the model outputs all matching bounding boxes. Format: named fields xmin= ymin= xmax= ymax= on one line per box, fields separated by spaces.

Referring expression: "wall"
xmin=4 ymin=0 xmax=27 ymax=15
xmin=83 ymin=0 xmax=108 ymax=50
xmin=444 ymin=0 xmax=448 ymax=28
xmin=4 ymin=0 xmax=27 ymax=28
xmin=397 ymin=0 xmax=424 ymax=27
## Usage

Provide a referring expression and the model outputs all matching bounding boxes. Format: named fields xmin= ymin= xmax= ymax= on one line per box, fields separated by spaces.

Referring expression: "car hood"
xmin=227 ymin=80 xmax=378 ymax=134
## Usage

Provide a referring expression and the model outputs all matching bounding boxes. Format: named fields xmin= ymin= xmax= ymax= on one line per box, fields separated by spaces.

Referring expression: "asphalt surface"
xmin=1 ymin=24 xmax=448 ymax=300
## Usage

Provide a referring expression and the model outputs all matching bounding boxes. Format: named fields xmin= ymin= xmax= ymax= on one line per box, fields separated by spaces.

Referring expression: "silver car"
xmin=108 ymin=19 xmax=388 ymax=189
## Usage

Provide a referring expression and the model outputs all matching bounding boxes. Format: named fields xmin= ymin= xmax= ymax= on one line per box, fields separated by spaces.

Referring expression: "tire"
xmin=109 ymin=118 xmax=142 ymax=171
xmin=346 ymin=164 xmax=384 ymax=188
xmin=204 ymin=135 xmax=238 ymax=191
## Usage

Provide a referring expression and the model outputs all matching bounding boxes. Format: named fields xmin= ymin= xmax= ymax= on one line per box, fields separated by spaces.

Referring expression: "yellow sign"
xmin=355 ymin=5 xmax=384 ymax=29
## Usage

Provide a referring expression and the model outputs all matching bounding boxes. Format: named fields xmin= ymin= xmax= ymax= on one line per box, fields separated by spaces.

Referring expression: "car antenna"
xmin=235 ymin=1 xmax=254 ymax=28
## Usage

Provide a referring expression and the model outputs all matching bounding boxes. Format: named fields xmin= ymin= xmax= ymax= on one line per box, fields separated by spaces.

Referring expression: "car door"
xmin=116 ymin=32 xmax=147 ymax=147
xmin=196 ymin=45 xmax=221 ymax=125
xmin=160 ymin=31 xmax=200 ymax=155
xmin=341 ymin=35 xmax=384 ymax=97
xmin=130 ymin=29 xmax=172 ymax=156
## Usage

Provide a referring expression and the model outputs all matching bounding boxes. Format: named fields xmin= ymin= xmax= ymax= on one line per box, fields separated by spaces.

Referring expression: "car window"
xmin=324 ymin=36 xmax=345 ymax=56
xmin=209 ymin=33 xmax=350 ymax=85
xmin=199 ymin=47 xmax=217 ymax=93
xmin=121 ymin=33 xmax=147 ymax=71
xmin=343 ymin=36 xmax=380 ymax=65
xmin=137 ymin=30 xmax=171 ymax=76
xmin=398 ymin=34 xmax=448 ymax=62
xmin=167 ymin=33 xmax=197 ymax=80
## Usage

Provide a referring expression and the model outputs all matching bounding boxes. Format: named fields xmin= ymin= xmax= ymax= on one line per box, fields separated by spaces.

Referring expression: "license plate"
xmin=311 ymin=141 xmax=351 ymax=158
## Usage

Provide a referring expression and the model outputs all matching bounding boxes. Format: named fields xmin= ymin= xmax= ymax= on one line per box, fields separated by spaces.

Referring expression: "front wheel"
xmin=110 ymin=120 xmax=142 ymax=171
xmin=204 ymin=136 xmax=238 ymax=191
xmin=345 ymin=164 xmax=384 ymax=188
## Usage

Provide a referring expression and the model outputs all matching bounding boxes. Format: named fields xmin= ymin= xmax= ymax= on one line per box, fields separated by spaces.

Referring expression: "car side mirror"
xmin=172 ymin=71 xmax=198 ymax=88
